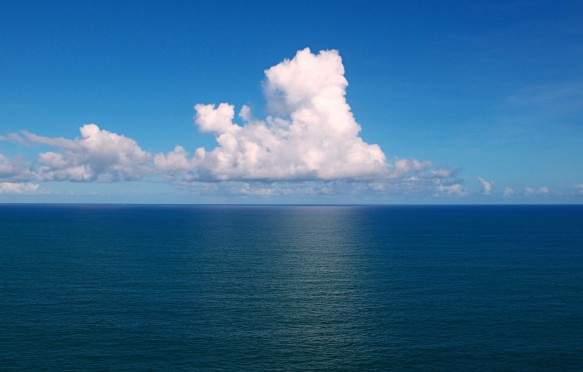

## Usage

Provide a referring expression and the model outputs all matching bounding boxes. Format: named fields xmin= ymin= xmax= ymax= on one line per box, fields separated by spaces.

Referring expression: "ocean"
xmin=1 ymin=205 xmax=582 ymax=370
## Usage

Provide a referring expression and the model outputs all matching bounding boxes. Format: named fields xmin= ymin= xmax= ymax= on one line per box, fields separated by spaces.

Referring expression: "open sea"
xmin=1 ymin=204 xmax=582 ymax=370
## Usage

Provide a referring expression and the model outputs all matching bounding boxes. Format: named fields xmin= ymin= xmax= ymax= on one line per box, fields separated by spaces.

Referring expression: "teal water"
xmin=1 ymin=205 xmax=582 ymax=370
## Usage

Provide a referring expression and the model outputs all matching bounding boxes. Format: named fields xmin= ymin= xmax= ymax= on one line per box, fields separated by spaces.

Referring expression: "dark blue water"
xmin=1 ymin=205 xmax=582 ymax=370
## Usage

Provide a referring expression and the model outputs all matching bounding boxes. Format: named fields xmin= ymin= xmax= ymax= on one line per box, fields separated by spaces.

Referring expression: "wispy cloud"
xmin=0 ymin=182 xmax=40 ymax=194
xmin=525 ymin=186 xmax=549 ymax=196
xmin=434 ymin=180 xmax=467 ymax=197
xmin=507 ymin=81 xmax=583 ymax=115
xmin=502 ymin=187 xmax=514 ymax=198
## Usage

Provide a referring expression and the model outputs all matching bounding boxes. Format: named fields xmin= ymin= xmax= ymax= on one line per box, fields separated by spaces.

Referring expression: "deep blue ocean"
xmin=1 ymin=205 xmax=582 ymax=370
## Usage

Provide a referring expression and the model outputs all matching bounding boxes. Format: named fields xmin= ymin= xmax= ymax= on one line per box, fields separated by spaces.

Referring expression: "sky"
xmin=1 ymin=0 xmax=582 ymax=204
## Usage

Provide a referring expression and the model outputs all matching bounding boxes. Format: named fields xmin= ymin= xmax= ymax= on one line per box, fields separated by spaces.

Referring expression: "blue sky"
xmin=1 ymin=0 xmax=582 ymax=203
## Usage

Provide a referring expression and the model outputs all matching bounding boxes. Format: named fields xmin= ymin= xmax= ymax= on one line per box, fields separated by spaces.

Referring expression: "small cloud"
xmin=576 ymin=184 xmax=583 ymax=194
xmin=502 ymin=187 xmax=514 ymax=197
xmin=477 ymin=177 xmax=493 ymax=195
xmin=525 ymin=186 xmax=549 ymax=196
xmin=0 ymin=182 xmax=39 ymax=194
xmin=239 ymin=183 xmax=276 ymax=196
xmin=435 ymin=181 xmax=467 ymax=197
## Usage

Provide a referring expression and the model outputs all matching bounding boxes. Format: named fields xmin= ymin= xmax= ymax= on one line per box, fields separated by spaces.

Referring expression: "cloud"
xmin=154 ymin=145 xmax=196 ymax=175
xmin=153 ymin=48 xmax=456 ymax=193
xmin=434 ymin=181 xmax=467 ymax=197
xmin=477 ymin=177 xmax=493 ymax=195
xmin=525 ymin=186 xmax=549 ymax=196
xmin=0 ymin=182 xmax=39 ymax=194
xmin=0 ymin=154 xmax=34 ymax=181
xmin=8 ymin=124 xmax=151 ymax=182
xmin=576 ymin=184 xmax=583 ymax=194
xmin=2 ymin=48 xmax=461 ymax=200
xmin=187 ymin=48 xmax=389 ymax=181
xmin=503 ymin=187 xmax=514 ymax=197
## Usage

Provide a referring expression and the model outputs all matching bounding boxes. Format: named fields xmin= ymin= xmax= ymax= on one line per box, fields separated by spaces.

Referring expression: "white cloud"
xmin=503 ymin=187 xmax=514 ymax=197
xmin=525 ymin=186 xmax=549 ymax=195
xmin=0 ymin=182 xmax=39 ymax=194
xmin=477 ymin=177 xmax=493 ymax=195
xmin=239 ymin=183 xmax=276 ymax=196
xmin=177 ymin=179 xmax=436 ymax=201
xmin=188 ymin=48 xmax=388 ymax=181
xmin=576 ymin=184 xmax=583 ymax=194
xmin=0 ymin=154 xmax=34 ymax=181
xmin=154 ymin=145 xmax=196 ymax=175
xmin=152 ymin=48 xmax=456 ymax=194
xmin=1 ymin=48 xmax=461 ymax=200
xmin=434 ymin=181 xmax=467 ymax=197
xmin=12 ymin=124 xmax=151 ymax=182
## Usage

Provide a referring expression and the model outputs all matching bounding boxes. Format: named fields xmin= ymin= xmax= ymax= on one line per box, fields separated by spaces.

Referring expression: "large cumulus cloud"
xmin=159 ymin=49 xmax=390 ymax=181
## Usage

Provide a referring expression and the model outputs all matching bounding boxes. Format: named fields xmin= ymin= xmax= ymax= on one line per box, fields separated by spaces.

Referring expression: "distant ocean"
xmin=1 ymin=205 xmax=582 ymax=370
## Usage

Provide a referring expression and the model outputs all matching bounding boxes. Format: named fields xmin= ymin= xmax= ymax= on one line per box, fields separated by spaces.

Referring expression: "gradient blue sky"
xmin=1 ymin=0 xmax=582 ymax=203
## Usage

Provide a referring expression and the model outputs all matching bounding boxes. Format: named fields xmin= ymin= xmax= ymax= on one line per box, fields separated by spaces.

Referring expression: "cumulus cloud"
xmin=184 ymin=48 xmax=389 ymax=181
xmin=2 ymin=48 xmax=461 ymax=199
xmin=8 ymin=124 xmax=151 ymax=181
xmin=152 ymin=48 xmax=457 ymax=190
xmin=477 ymin=177 xmax=493 ymax=195
xmin=0 ymin=182 xmax=39 ymax=194
xmin=0 ymin=154 xmax=34 ymax=181
xmin=154 ymin=145 xmax=196 ymax=175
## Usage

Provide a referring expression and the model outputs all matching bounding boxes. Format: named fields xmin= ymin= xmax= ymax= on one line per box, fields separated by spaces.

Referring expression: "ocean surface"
xmin=1 ymin=205 xmax=582 ymax=370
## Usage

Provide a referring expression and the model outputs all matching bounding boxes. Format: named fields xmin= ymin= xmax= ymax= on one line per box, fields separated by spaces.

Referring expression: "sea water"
xmin=1 ymin=205 xmax=582 ymax=370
